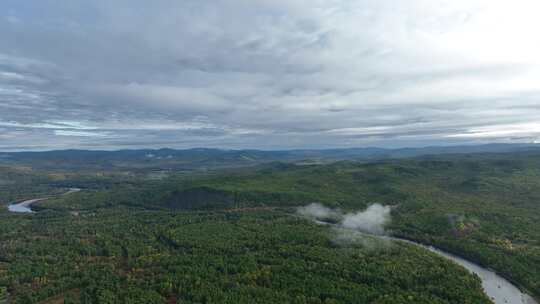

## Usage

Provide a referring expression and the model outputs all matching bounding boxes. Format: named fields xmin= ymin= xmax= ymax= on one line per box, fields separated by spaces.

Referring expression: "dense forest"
xmin=0 ymin=209 xmax=491 ymax=304
xmin=1 ymin=150 xmax=540 ymax=303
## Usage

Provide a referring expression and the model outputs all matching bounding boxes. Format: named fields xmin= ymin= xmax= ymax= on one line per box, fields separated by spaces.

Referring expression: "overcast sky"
xmin=1 ymin=0 xmax=539 ymax=151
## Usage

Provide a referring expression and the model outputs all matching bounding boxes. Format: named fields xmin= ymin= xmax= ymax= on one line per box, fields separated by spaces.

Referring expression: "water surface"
xmin=7 ymin=198 xmax=43 ymax=213
xmin=7 ymin=188 xmax=80 ymax=213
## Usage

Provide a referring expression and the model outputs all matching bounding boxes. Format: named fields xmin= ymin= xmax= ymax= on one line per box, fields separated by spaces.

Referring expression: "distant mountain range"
xmin=1 ymin=143 xmax=539 ymax=171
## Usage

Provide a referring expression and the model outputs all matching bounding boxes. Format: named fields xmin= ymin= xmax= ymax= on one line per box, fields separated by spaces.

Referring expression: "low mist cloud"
xmin=297 ymin=203 xmax=392 ymax=236
xmin=341 ymin=204 xmax=391 ymax=235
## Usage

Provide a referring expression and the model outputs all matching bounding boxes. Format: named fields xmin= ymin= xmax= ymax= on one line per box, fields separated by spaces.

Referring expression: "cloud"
xmin=298 ymin=203 xmax=392 ymax=235
xmin=341 ymin=204 xmax=392 ymax=235
xmin=0 ymin=0 xmax=539 ymax=150
xmin=0 ymin=120 xmax=97 ymax=130
xmin=446 ymin=122 xmax=540 ymax=139
xmin=297 ymin=203 xmax=393 ymax=249
xmin=92 ymin=83 xmax=232 ymax=114
xmin=54 ymin=130 xmax=114 ymax=138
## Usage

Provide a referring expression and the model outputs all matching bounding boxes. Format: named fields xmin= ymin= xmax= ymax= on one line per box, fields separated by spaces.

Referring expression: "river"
xmin=7 ymin=188 xmax=81 ymax=213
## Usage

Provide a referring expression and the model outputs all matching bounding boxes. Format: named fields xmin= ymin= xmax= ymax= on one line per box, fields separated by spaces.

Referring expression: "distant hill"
xmin=1 ymin=143 xmax=539 ymax=171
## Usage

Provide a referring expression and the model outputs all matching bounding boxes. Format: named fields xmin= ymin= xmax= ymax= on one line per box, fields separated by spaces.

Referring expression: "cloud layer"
xmin=1 ymin=0 xmax=539 ymax=150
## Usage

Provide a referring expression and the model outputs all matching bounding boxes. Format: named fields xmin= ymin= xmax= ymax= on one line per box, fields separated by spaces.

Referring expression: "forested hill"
xmin=36 ymin=150 xmax=540 ymax=300
xmin=1 ymin=150 xmax=540 ymax=302
xmin=0 ymin=143 xmax=539 ymax=171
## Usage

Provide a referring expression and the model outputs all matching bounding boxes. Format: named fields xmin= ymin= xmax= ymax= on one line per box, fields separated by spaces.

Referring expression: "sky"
xmin=0 ymin=0 xmax=539 ymax=151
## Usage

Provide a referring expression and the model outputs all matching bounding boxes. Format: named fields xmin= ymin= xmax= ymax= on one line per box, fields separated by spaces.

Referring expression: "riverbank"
xmin=313 ymin=219 xmax=537 ymax=304
xmin=391 ymin=234 xmax=540 ymax=304
xmin=387 ymin=236 xmax=538 ymax=304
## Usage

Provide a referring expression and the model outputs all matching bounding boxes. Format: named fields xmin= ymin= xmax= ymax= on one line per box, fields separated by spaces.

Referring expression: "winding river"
xmin=7 ymin=188 xmax=80 ymax=213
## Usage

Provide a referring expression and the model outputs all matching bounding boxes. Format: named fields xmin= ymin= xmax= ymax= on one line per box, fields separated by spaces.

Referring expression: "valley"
xmin=1 ymin=149 xmax=540 ymax=303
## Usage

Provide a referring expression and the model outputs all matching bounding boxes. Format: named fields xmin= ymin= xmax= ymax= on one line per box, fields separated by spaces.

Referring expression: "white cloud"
xmin=0 ymin=120 xmax=97 ymax=130
xmin=54 ymin=130 xmax=114 ymax=138
xmin=446 ymin=122 xmax=540 ymax=139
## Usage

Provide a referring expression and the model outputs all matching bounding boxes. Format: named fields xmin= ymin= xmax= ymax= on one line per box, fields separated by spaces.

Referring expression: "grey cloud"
xmin=0 ymin=0 xmax=539 ymax=150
